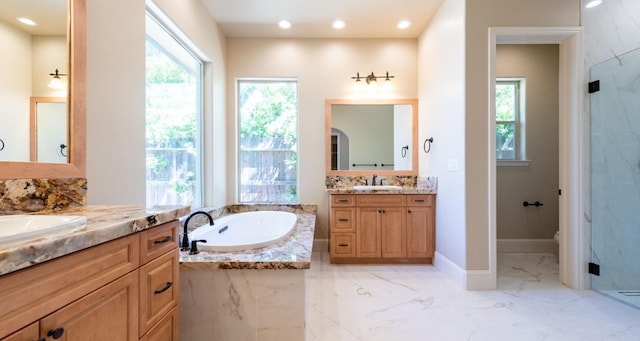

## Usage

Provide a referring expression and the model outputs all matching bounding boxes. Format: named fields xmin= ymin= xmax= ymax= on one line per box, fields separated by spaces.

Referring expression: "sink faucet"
xmin=372 ymin=174 xmax=377 ymax=186
xmin=181 ymin=211 xmax=214 ymax=251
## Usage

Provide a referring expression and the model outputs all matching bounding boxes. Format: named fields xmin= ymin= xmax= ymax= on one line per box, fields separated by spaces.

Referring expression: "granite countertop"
xmin=325 ymin=187 xmax=437 ymax=194
xmin=0 ymin=205 xmax=190 ymax=276
xmin=179 ymin=205 xmax=316 ymax=270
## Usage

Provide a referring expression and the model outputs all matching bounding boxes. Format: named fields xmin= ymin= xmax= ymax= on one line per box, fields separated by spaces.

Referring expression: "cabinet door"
xmin=139 ymin=251 xmax=179 ymax=337
xmin=140 ymin=307 xmax=178 ymax=341
xmin=330 ymin=233 xmax=356 ymax=258
xmin=40 ymin=272 xmax=138 ymax=341
xmin=356 ymin=208 xmax=381 ymax=257
xmin=330 ymin=207 xmax=356 ymax=233
xmin=381 ymin=207 xmax=406 ymax=258
xmin=407 ymin=206 xmax=435 ymax=258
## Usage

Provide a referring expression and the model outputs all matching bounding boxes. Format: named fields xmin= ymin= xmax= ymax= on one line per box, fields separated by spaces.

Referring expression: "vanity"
xmin=325 ymin=98 xmax=437 ymax=264
xmin=0 ymin=206 xmax=189 ymax=341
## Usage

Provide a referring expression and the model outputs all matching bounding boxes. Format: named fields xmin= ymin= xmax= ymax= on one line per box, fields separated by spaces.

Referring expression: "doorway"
xmin=488 ymin=27 xmax=585 ymax=289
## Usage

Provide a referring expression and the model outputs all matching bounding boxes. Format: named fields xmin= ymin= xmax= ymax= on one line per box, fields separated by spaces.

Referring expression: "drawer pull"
xmin=414 ymin=199 xmax=426 ymax=203
xmin=48 ymin=328 xmax=64 ymax=339
xmin=337 ymin=199 xmax=349 ymax=203
xmin=338 ymin=218 xmax=349 ymax=222
xmin=154 ymin=281 xmax=173 ymax=294
xmin=338 ymin=243 xmax=349 ymax=247
xmin=154 ymin=236 xmax=173 ymax=244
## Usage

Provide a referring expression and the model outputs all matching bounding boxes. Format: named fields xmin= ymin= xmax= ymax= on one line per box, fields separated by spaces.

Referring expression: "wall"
xmin=464 ymin=0 xmax=579 ymax=278
xmin=31 ymin=36 xmax=67 ymax=97
xmin=225 ymin=38 xmax=418 ymax=239
xmin=418 ymin=0 xmax=467 ymax=273
xmin=496 ymin=44 xmax=559 ymax=241
xmin=0 ymin=20 xmax=31 ymax=161
xmin=86 ymin=0 xmax=226 ymax=207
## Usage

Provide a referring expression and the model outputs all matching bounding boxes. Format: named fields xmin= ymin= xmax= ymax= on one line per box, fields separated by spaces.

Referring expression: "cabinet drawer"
xmin=331 ymin=195 xmax=355 ymax=207
xmin=330 ymin=233 xmax=356 ymax=258
xmin=330 ymin=208 xmax=355 ymax=233
xmin=139 ymin=250 xmax=179 ymax=337
xmin=407 ymin=195 xmax=434 ymax=206
xmin=1 ymin=322 xmax=38 ymax=341
xmin=356 ymin=194 xmax=406 ymax=207
xmin=140 ymin=221 xmax=179 ymax=265
xmin=140 ymin=307 xmax=178 ymax=341
xmin=0 ymin=234 xmax=139 ymax=338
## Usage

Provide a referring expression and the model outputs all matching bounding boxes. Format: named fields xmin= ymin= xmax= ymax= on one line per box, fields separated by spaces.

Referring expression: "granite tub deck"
xmin=0 ymin=205 xmax=190 ymax=276
xmin=179 ymin=205 xmax=316 ymax=341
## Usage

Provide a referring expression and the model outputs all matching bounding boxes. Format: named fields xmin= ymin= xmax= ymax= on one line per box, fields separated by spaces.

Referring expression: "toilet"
xmin=554 ymin=230 xmax=560 ymax=243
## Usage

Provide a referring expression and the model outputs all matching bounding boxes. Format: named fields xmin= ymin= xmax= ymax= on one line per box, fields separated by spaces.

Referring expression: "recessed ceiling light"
xmin=397 ymin=20 xmax=411 ymax=29
xmin=278 ymin=20 xmax=292 ymax=29
xmin=585 ymin=0 xmax=602 ymax=8
xmin=333 ymin=20 xmax=346 ymax=30
xmin=16 ymin=17 xmax=38 ymax=26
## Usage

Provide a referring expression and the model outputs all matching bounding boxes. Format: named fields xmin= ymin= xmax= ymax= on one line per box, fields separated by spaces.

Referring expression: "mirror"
xmin=0 ymin=0 xmax=85 ymax=179
xmin=325 ymin=99 xmax=418 ymax=176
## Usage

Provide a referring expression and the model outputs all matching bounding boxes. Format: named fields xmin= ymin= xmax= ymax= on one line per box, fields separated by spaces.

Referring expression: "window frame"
xmin=144 ymin=11 xmax=205 ymax=207
xmin=496 ymin=78 xmax=527 ymax=164
xmin=236 ymin=78 xmax=299 ymax=204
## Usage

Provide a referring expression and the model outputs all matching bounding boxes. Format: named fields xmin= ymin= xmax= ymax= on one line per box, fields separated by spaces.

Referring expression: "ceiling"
xmin=0 ymin=0 xmax=67 ymax=36
xmin=201 ymin=0 xmax=446 ymax=39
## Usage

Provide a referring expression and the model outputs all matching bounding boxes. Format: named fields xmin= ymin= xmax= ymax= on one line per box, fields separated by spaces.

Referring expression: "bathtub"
xmin=188 ymin=211 xmax=297 ymax=252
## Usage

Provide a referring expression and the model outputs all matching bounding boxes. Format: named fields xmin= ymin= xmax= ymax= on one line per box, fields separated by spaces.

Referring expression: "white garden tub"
xmin=189 ymin=211 xmax=297 ymax=252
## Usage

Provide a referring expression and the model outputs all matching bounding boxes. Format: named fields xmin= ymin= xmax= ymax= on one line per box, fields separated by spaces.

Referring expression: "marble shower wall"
xmin=583 ymin=0 xmax=640 ymax=291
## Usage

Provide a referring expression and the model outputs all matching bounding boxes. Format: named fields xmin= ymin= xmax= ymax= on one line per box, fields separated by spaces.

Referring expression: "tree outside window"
xmin=496 ymin=80 xmax=522 ymax=160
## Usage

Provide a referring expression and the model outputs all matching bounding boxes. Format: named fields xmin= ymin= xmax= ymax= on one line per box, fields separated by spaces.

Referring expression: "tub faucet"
xmin=181 ymin=211 xmax=214 ymax=251
xmin=372 ymin=174 xmax=378 ymax=186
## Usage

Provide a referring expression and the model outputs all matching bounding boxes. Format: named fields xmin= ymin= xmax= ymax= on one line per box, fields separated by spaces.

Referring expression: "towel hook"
xmin=0 ymin=138 xmax=4 ymax=151
xmin=423 ymin=137 xmax=434 ymax=153
xmin=401 ymin=145 xmax=409 ymax=158
xmin=60 ymin=144 xmax=67 ymax=157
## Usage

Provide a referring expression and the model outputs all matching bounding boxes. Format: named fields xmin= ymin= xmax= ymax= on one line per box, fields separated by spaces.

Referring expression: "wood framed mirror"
xmin=0 ymin=0 xmax=85 ymax=179
xmin=325 ymin=98 xmax=418 ymax=176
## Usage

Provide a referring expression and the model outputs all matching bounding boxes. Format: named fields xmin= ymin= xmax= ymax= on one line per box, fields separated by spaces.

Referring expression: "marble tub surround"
xmin=179 ymin=204 xmax=316 ymax=270
xmin=0 ymin=178 xmax=87 ymax=214
xmin=0 ymin=205 xmax=190 ymax=276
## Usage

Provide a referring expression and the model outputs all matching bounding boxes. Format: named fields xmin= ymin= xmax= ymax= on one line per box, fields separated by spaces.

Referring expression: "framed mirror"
xmin=325 ymin=98 xmax=418 ymax=176
xmin=0 ymin=0 xmax=85 ymax=179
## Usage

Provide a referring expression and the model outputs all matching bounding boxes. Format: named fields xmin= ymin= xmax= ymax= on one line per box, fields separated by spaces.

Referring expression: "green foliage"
xmin=495 ymin=83 xmax=517 ymax=152
xmin=239 ymin=82 xmax=297 ymax=145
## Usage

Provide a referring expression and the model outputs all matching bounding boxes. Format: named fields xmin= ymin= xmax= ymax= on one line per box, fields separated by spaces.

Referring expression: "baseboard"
xmin=434 ymin=251 xmax=495 ymax=290
xmin=497 ymin=239 xmax=559 ymax=253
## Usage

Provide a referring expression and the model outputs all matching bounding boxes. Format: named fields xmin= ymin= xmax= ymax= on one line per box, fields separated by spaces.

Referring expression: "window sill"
xmin=497 ymin=160 xmax=530 ymax=167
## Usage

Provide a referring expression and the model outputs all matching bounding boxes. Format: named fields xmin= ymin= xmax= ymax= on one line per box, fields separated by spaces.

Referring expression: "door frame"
xmin=488 ymin=27 xmax=587 ymax=289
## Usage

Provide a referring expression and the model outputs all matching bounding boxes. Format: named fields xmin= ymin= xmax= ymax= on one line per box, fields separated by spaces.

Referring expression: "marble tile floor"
xmin=305 ymin=251 xmax=640 ymax=340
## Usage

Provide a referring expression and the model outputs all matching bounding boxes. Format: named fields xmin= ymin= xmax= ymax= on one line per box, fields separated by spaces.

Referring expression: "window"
xmin=237 ymin=80 xmax=298 ymax=203
xmin=495 ymin=79 xmax=524 ymax=160
xmin=145 ymin=13 xmax=203 ymax=207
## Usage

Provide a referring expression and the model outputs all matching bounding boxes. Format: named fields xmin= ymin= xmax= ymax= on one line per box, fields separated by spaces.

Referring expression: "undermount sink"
xmin=352 ymin=185 xmax=403 ymax=191
xmin=0 ymin=215 xmax=87 ymax=246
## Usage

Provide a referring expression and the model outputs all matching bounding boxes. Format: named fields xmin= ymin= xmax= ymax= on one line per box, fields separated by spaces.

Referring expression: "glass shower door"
xmin=591 ymin=47 xmax=640 ymax=308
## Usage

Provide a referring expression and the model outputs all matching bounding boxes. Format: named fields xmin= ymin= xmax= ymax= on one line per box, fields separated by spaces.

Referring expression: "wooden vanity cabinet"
xmin=0 ymin=220 xmax=180 ymax=341
xmin=329 ymin=193 xmax=435 ymax=264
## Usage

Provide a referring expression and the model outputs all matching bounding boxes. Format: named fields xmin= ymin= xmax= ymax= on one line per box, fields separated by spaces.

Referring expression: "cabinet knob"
xmin=48 ymin=327 xmax=64 ymax=339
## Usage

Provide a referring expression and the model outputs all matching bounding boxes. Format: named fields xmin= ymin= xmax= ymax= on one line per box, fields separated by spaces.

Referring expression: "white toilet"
xmin=554 ymin=230 xmax=560 ymax=243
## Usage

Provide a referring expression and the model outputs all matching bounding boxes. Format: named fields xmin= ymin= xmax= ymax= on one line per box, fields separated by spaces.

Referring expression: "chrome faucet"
xmin=181 ymin=211 xmax=214 ymax=251
xmin=372 ymin=174 xmax=378 ymax=186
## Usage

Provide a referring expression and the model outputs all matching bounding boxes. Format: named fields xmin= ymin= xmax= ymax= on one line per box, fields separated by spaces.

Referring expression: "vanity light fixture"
xmin=48 ymin=69 xmax=67 ymax=89
xmin=585 ymin=0 xmax=602 ymax=8
xmin=351 ymin=72 xmax=395 ymax=85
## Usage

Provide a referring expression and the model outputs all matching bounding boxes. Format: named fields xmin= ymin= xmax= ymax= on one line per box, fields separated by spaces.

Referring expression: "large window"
xmin=238 ymin=80 xmax=298 ymax=203
xmin=495 ymin=79 xmax=524 ymax=160
xmin=145 ymin=13 xmax=203 ymax=207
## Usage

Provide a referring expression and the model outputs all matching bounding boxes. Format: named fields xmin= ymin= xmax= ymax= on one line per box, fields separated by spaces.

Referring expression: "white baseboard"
xmin=497 ymin=239 xmax=559 ymax=253
xmin=434 ymin=251 xmax=495 ymax=290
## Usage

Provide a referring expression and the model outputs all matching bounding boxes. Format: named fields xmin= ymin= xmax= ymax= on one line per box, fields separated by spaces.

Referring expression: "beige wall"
xmin=418 ymin=0 xmax=467 ymax=268
xmin=464 ymin=0 xmax=580 ymax=271
xmin=496 ymin=44 xmax=559 ymax=240
xmin=86 ymin=0 xmax=226 ymax=207
xmin=225 ymin=38 xmax=418 ymax=239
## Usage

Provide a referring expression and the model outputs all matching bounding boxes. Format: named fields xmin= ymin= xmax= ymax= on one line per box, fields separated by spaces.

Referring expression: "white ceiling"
xmin=0 ymin=0 xmax=67 ymax=36
xmin=201 ymin=0 xmax=445 ymax=38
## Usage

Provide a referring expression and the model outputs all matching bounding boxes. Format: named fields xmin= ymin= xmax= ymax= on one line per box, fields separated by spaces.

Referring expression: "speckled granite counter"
xmin=325 ymin=187 xmax=437 ymax=194
xmin=0 ymin=205 xmax=190 ymax=276
xmin=179 ymin=205 xmax=316 ymax=270
xmin=325 ymin=175 xmax=438 ymax=194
